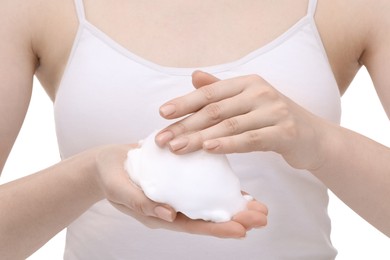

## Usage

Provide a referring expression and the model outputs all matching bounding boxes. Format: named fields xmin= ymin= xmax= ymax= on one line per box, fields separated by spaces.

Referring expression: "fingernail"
xmin=155 ymin=131 xmax=174 ymax=146
xmin=160 ymin=104 xmax=176 ymax=117
xmin=169 ymin=137 xmax=188 ymax=151
xmin=203 ymin=140 xmax=220 ymax=150
xmin=154 ymin=206 xmax=174 ymax=222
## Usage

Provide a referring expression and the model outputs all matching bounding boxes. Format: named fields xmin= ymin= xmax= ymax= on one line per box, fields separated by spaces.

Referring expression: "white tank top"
xmin=54 ymin=0 xmax=341 ymax=259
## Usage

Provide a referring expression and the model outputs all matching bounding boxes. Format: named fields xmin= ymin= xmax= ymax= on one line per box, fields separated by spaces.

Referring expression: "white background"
xmin=1 ymin=68 xmax=389 ymax=259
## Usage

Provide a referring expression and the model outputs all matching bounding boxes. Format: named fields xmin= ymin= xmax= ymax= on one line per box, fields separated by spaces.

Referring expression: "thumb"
xmin=192 ymin=70 xmax=220 ymax=89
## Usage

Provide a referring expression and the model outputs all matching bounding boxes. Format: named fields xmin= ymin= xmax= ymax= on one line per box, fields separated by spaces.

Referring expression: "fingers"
xmin=232 ymin=200 xmax=268 ymax=230
xmin=97 ymin=145 xmax=177 ymax=222
xmin=246 ymin=199 xmax=269 ymax=215
xmin=156 ymin=74 xmax=279 ymax=153
xmin=156 ymin=95 xmax=252 ymax=151
xmin=104 ymin=170 xmax=176 ymax=222
xmin=204 ymin=127 xmax=285 ymax=154
xmin=173 ymin=213 xmax=247 ymax=239
xmin=155 ymin=89 xmax=252 ymax=149
xmin=176 ymin=198 xmax=268 ymax=237
xmin=159 ymin=76 xmax=245 ymax=119
xmin=164 ymin=108 xmax=280 ymax=153
xmin=108 ymin=173 xmax=267 ymax=238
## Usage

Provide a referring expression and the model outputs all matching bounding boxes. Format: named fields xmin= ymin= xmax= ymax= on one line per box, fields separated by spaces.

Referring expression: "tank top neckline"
xmin=68 ymin=0 xmax=321 ymax=76
xmin=79 ymin=16 xmax=314 ymax=76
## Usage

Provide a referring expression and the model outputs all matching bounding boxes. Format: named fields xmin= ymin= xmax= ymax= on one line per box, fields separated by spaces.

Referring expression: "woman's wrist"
xmin=307 ymin=118 xmax=342 ymax=172
xmin=61 ymin=147 xmax=107 ymax=204
xmin=85 ymin=148 xmax=107 ymax=202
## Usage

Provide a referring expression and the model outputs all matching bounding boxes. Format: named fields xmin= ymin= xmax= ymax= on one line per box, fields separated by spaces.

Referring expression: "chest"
xmin=82 ymin=0 xmax=309 ymax=67
xmin=35 ymin=0 xmax=363 ymax=97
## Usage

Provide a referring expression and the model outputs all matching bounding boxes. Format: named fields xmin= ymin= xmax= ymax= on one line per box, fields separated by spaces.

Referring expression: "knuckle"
xmin=243 ymin=74 xmax=281 ymax=102
xmin=192 ymin=131 xmax=206 ymax=146
xmin=126 ymin=195 xmax=147 ymax=216
xmin=130 ymin=199 xmax=148 ymax=216
xmin=172 ymin=121 xmax=188 ymax=135
xmin=245 ymin=74 xmax=263 ymax=83
xmin=200 ymin=85 xmax=216 ymax=101
xmin=273 ymin=102 xmax=290 ymax=118
xmin=223 ymin=118 xmax=240 ymax=134
xmin=282 ymin=119 xmax=298 ymax=139
xmin=244 ymin=74 xmax=267 ymax=88
xmin=246 ymin=131 xmax=261 ymax=149
xmin=245 ymin=131 xmax=268 ymax=151
xmin=247 ymin=131 xmax=260 ymax=146
xmin=250 ymin=86 xmax=276 ymax=102
xmin=262 ymin=87 xmax=279 ymax=100
xmin=204 ymin=103 xmax=222 ymax=121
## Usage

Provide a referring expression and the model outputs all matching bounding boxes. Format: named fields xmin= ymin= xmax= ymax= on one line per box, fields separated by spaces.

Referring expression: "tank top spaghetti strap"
xmin=73 ymin=0 xmax=85 ymax=21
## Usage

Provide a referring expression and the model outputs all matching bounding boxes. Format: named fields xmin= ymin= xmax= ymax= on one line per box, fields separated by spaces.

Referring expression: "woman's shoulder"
xmin=317 ymin=0 xmax=390 ymax=46
xmin=1 ymin=0 xmax=77 ymax=62
xmin=13 ymin=0 xmax=79 ymax=99
xmin=313 ymin=0 xmax=389 ymax=92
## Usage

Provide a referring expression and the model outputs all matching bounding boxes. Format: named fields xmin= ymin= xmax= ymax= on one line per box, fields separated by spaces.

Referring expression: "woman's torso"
xmin=31 ymin=0 xmax=370 ymax=259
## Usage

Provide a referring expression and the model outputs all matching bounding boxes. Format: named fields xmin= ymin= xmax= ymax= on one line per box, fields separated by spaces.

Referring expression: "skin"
xmin=0 ymin=0 xmax=389 ymax=258
xmin=155 ymin=0 xmax=390 ymax=237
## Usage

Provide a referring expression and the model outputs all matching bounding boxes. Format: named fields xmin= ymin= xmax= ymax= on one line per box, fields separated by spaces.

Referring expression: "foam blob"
xmin=125 ymin=131 xmax=249 ymax=222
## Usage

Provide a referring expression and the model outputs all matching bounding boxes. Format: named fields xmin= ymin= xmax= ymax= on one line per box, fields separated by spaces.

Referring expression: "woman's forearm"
xmin=312 ymin=122 xmax=390 ymax=237
xmin=0 ymin=149 xmax=103 ymax=259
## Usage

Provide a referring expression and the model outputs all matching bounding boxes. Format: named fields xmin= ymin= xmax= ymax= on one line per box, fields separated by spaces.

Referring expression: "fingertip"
xmin=192 ymin=70 xmax=204 ymax=77
xmin=255 ymin=214 xmax=268 ymax=229
xmin=247 ymin=200 xmax=269 ymax=216
xmin=232 ymin=205 xmax=268 ymax=231
xmin=155 ymin=130 xmax=174 ymax=147
xmin=233 ymin=226 xmax=248 ymax=239
xmin=192 ymin=70 xmax=220 ymax=89
xmin=159 ymin=104 xmax=176 ymax=118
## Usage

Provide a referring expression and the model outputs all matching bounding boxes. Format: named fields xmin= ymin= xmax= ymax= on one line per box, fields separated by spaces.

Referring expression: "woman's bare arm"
xmin=309 ymin=1 xmax=390 ymax=234
xmin=0 ymin=0 xmax=36 ymax=174
xmin=0 ymin=151 xmax=103 ymax=258
xmin=331 ymin=0 xmax=390 ymax=237
xmin=0 ymin=2 xmax=267 ymax=258
xmin=0 ymin=7 xmax=156 ymax=257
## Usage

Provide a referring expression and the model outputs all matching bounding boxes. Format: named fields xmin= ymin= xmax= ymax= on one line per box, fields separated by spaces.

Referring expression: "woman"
xmin=0 ymin=0 xmax=389 ymax=259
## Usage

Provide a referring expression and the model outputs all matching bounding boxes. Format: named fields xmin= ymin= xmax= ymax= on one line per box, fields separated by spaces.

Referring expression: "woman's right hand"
xmin=94 ymin=144 xmax=177 ymax=223
xmin=93 ymin=144 xmax=267 ymax=238
xmin=0 ymin=143 xmax=266 ymax=259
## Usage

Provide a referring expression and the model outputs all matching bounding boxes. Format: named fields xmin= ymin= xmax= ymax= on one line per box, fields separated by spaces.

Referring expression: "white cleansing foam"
xmin=125 ymin=131 xmax=249 ymax=222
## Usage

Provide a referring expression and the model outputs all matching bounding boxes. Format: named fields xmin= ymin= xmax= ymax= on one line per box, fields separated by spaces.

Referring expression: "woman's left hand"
xmin=155 ymin=71 xmax=334 ymax=171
